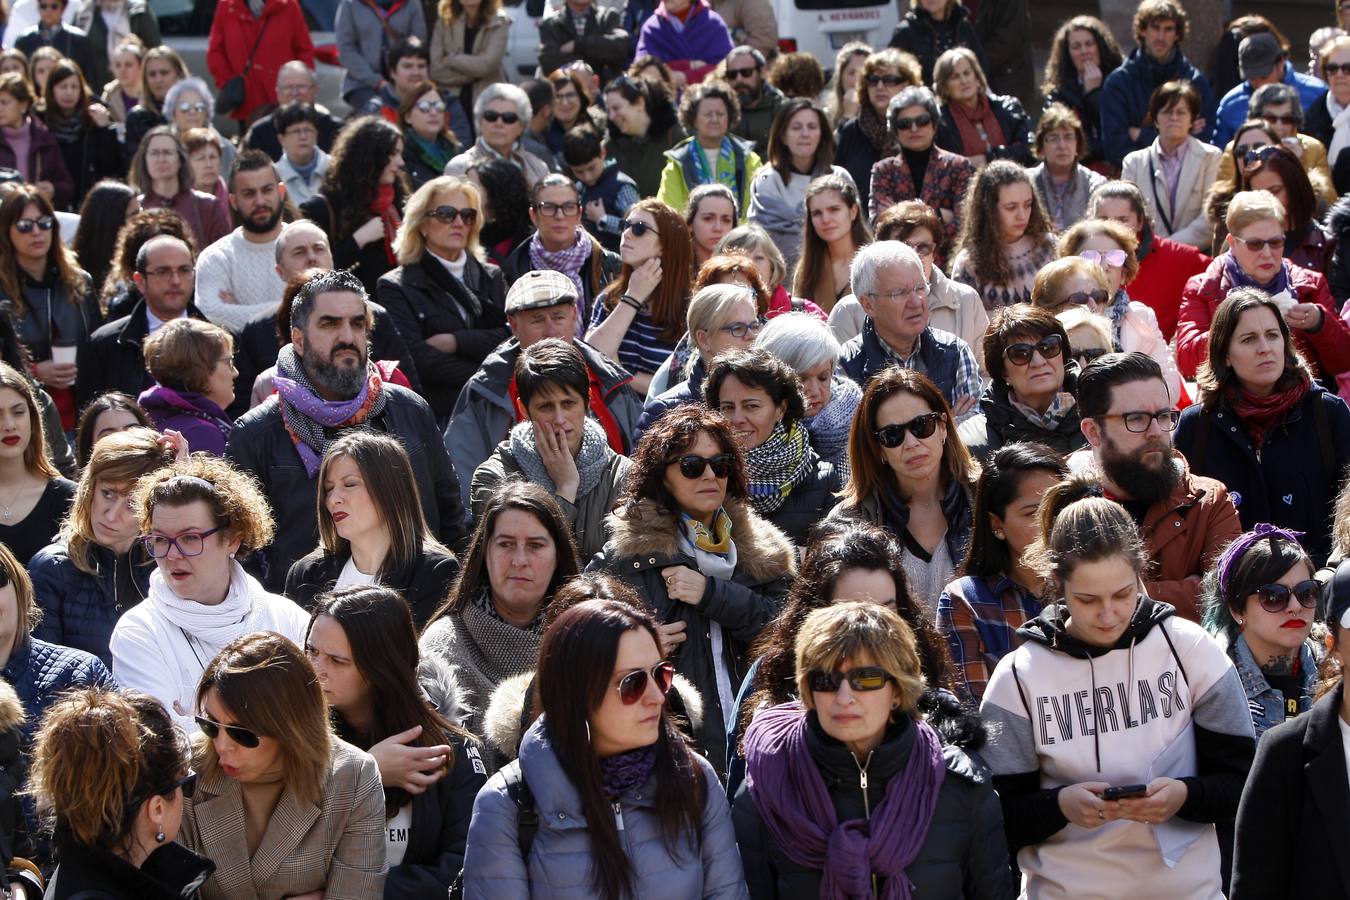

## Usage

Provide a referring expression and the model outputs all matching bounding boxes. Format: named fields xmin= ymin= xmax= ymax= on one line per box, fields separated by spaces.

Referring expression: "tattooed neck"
xmin=1260 ymin=653 xmax=1297 ymax=677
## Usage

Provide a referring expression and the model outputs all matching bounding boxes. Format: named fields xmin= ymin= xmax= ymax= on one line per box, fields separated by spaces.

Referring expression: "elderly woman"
xmin=400 ymin=79 xmax=462 ymax=189
xmin=833 ymin=48 xmax=921 ymax=213
xmin=164 ymin=77 xmax=234 ymax=176
xmin=603 ymin=75 xmax=683 ymax=201
xmin=1176 ymin=190 xmax=1350 ymax=383
xmin=1175 ymin=287 xmax=1350 ymax=568
xmin=951 ymin=160 xmax=1057 ymax=311
xmin=733 ymin=600 xmax=1015 ymax=898
xmin=137 ymin=319 xmax=235 ymax=456
xmin=589 ymin=403 xmax=796 ymax=772
xmin=657 ymin=80 xmax=762 ymax=218
xmin=128 ymin=126 xmax=229 ymax=251
xmin=958 ymin=303 xmax=1086 ymax=463
xmin=1028 ymin=103 xmax=1107 ymax=232
xmin=377 ymin=175 xmax=507 ymax=423
xmin=182 ymin=127 xmax=228 ymax=211
xmin=1307 ymin=34 xmax=1350 ymax=191
xmin=867 ymin=85 xmax=974 ymax=253
xmin=444 ymin=82 xmax=550 ymax=187
xmin=932 ymin=47 xmax=1032 ymax=167
xmin=1204 ymin=120 xmax=1280 ymax=253
xmin=1121 ymin=79 xmax=1223 ymax=249
xmin=1219 ymin=83 xmax=1334 ymax=205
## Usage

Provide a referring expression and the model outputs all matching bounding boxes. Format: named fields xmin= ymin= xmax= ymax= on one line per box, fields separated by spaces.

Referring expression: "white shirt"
xmin=385 ymin=803 xmax=413 ymax=867
xmin=335 ymin=555 xmax=378 ymax=590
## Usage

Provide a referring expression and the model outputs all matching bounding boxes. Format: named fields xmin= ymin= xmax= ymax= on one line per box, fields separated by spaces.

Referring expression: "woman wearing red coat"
xmin=207 ymin=0 xmax=314 ymax=126
xmin=1176 ymin=190 xmax=1350 ymax=382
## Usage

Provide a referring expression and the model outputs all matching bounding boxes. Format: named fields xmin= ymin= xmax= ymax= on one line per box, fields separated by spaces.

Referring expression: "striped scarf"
xmin=745 ymin=421 xmax=813 ymax=515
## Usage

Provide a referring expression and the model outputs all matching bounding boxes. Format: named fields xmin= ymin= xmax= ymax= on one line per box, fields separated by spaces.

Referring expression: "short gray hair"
xmin=274 ymin=220 xmax=327 ymax=265
xmin=164 ymin=77 xmax=215 ymax=122
xmin=1248 ymin=82 xmax=1303 ymax=127
xmin=276 ymin=60 xmax=316 ymax=90
xmin=755 ymin=312 xmax=840 ymax=372
xmin=849 ymin=240 xmax=925 ymax=300
xmin=888 ymin=86 xmax=939 ymax=131
xmin=475 ymin=82 xmax=531 ymax=121
xmin=727 ymin=45 xmax=765 ymax=66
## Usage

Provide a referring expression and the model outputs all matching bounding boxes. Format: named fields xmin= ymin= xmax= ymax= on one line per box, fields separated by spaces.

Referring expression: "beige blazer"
xmin=1121 ymin=136 xmax=1223 ymax=250
xmin=430 ymin=11 xmax=510 ymax=108
xmin=181 ymin=739 xmax=387 ymax=900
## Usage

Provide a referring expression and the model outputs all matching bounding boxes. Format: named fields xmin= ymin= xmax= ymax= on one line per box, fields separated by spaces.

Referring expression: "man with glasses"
xmin=1213 ymin=33 xmax=1327 ymax=149
xmin=838 ymin=240 xmax=981 ymax=420
xmin=1072 ymin=351 xmax=1240 ymax=621
xmin=538 ymin=0 xmax=630 ymax=85
xmin=244 ymin=63 xmax=345 ymax=160
xmin=445 ymin=268 xmax=641 ymax=514
xmin=77 ymin=235 xmax=207 ymax=408
xmin=725 ymin=45 xmax=783 ymax=157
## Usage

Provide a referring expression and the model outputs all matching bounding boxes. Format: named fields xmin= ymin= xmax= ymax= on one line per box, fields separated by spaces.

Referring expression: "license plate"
xmin=829 ymin=31 xmax=866 ymax=49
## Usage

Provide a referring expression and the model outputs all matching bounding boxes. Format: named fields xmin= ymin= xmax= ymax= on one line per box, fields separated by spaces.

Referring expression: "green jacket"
xmin=656 ymin=134 xmax=762 ymax=219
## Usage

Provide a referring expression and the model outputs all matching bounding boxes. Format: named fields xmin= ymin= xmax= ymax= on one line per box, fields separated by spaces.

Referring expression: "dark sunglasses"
xmin=14 ymin=216 xmax=54 ymax=234
xmin=1004 ymin=334 xmax=1064 ymax=366
xmin=1261 ymin=114 xmax=1299 ymax=126
xmin=1235 ymin=235 xmax=1285 ymax=252
xmin=617 ymin=662 xmax=676 ymax=704
xmin=671 ymin=453 xmax=734 ymax=479
xmin=724 ymin=65 xmax=759 ymax=80
xmin=875 ymin=412 xmax=943 ymax=447
xmin=166 ymin=769 xmax=198 ymax=799
xmin=865 ymin=74 xmax=906 ymax=87
xmin=429 ymin=205 xmax=477 ymax=225
xmin=905 ymin=240 xmax=935 ymax=257
xmin=623 ymin=219 xmax=654 ymax=237
xmin=1061 ymin=289 xmax=1110 ymax=307
xmin=893 ymin=113 xmax=933 ymax=131
xmin=1243 ymin=144 xmax=1284 ymax=168
xmin=1325 ymin=62 xmax=1350 ymax=76
xmin=481 ymin=110 xmax=520 ymax=124
xmin=807 ymin=666 xmax=893 ymax=693
xmin=1252 ymin=579 xmax=1320 ymax=614
xmin=195 ymin=715 xmax=262 ymax=749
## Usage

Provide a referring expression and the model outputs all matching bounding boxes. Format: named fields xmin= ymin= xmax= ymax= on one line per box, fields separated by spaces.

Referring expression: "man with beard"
xmin=227 ymin=269 xmax=466 ymax=591
xmin=194 ymin=150 xmax=290 ymax=334
xmin=1072 ymin=351 xmax=1241 ymax=620
xmin=725 ymin=46 xmax=784 ymax=157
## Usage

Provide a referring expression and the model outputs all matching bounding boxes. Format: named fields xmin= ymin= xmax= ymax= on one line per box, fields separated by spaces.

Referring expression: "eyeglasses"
xmin=1079 ymin=249 xmax=1127 ymax=268
xmin=1075 ymin=347 xmax=1109 ymax=366
xmin=143 ymin=264 xmax=194 ymax=280
xmin=1251 ymin=579 xmax=1320 ymax=614
xmin=806 ymin=666 xmax=893 ymax=693
xmin=1261 ymin=114 xmax=1299 ymax=126
xmin=283 ymin=125 xmax=318 ymax=139
xmin=893 ymin=113 xmax=933 ymax=131
xmin=865 ymin=74 xmax=906 ymax=87
xmin=553 ymin=90 xmax=580 ymax=103
xmin=1099 ymin=410 xmax=1180 ymax=433
xmin=1325 ymin=62 xmax=1350 ymax=76
xmin=13 ymin=216 xmax=54 ymax=234
xmin=176 ymin=101 xmax=209 ymax=113
xmin=1244 ymin=144 xmax=1284 ymax=168
xmin=717 ymin=320 xmax=762 ymax=339
xmin=623 ymin=219 xmax=654 ymax=237
xmin=724 ymin=65 xmax=759 ymax=80
xmin=875 ymin=412 xmax=943 ymax=447
xmin=414 ymin=98 xmax=447 ymax=114
xmin=1003 ymin=334 xmax=1064 ymax=366
xmin=905 ymin=240 xmax=935 ymax=257
xmin=142 ymin=525 xmax=225 ymax=558
xmin=195 ymin=715 xmax=262 ymax=749
xmin=1060 ymin=289 xmax=1110 ymax=307
xmin=481 ymin=110 xmax=520 ymax=124
xmin=868 ymin=282 xmax=928 ymax=303
xmin=670 ymin=453 xmax=735 ymax=479
xmin=428 ymin=205 xmax=477 ymax=225
xmin=1235 ymin=235 xmax=1286 ymax=252
xmin=616 ymin=662 xmax=676 ymax=704
xmin=535 ymin=201 xmax=580 ymax=217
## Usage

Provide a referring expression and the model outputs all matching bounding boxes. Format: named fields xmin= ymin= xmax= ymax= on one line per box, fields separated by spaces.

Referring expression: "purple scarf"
xmin=744 ymin=702 xmax=945 ymax=900
xmin=599 ymin=744 xmax=657 ymax=799
xmin=528 ymin=228 xmax=591 ymax=336
xmin=272 ymin=344 xmax=388 ymax=477
xmin=1223 ymin=251 xmax=1291 ymax=297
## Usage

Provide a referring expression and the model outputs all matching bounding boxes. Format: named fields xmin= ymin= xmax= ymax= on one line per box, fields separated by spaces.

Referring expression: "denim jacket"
xmin=1229 ymin=632 xmax=1318 ymax=738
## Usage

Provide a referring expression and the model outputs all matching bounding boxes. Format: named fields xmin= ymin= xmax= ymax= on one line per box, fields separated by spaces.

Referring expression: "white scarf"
xmin=1329 ymin=91 xmax=1350 ymax=167
xmin=146 ymin=561 xmax=266 ymax=650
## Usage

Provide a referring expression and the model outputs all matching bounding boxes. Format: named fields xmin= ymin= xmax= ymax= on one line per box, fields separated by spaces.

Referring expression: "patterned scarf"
xmin=1227 ymin=376 xmax=1309 ymax=450
xmin=459 ymin=586 xmax=546 ymax=683
xmin=690 ymin=136 xmax=736 ymax=191
xmin=371 ymin=183 xmax=401 ymax=266
xmin=408 ymin=132 xmax=456 ymax=176
xmin=682 ymin=507 xmax=733 ymax=555
xmin=806 ymin=375 xmax=860 ymax=480
xmin=273 ymin=344 xmax=388 ymax=477
xmin=509 ymin=417 xmax=610 ymax=498
xmin=745 ymin=421 xmax=814 ymax=515
xmin=856 ymin=102 xmax=896 ymax=156
xmin=599 ymin=745 xmax=657 ymax=799
xmin=528 ymin=228 xmax=591 ymax=334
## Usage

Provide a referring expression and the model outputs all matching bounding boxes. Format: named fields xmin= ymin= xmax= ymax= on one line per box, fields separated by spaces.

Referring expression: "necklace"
xmin=0 ymin=481 xmax=29 ymax=521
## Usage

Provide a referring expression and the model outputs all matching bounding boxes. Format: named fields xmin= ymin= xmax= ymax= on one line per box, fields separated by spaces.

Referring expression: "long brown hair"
xmin=1041 ymin=15 xmax=1124 ymax=98
xmin=0 ymin=362 xmax=57 ymax=479
xmin=1196 ymin=286 xmax=1314 ymax=409
xmin=793 ymin=174 xmax=871 ymax=300
xmin=600 ymin=198 xmax=692 ymax=342
xmin=955 ymin=160 xmax=1054 ymax=288
xmin=0 ymin=184 xmax=89 ymax=315
xmin=62 ymin=427 xmax=175 ymax=575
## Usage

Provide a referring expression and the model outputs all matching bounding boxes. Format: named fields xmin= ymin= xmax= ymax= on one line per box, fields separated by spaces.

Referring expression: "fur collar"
xmin=604 ymin=498 xmax=798 ymax=583
xmin=418 ymin=652 xmax=467 ymax=728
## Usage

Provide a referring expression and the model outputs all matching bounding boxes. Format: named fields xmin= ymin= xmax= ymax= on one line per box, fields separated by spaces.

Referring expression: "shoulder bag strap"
xmin=241 ymin=15 xmax=272 ymax=75
xmin=504 ymin=765 xmax=539 ymax=860
xmin=360 ymin=0 xmax=402 ymax=41
xmin=1189 ymin=408 xmax=1212 ymax=473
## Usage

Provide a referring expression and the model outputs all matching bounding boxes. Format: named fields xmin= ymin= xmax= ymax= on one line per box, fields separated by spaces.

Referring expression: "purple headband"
xmin=1215 ymin=523 xmax=1305 ymax=596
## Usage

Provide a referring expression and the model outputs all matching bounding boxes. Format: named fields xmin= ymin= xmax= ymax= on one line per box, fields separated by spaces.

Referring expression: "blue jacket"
xmin=28 ymin=541 xmax=152 ymax=667
xmin=2 ymin=635 xmax=115 ymax=746
xmin=462 ymin=718 xmax=749 ymax=900
xmin=1213 ymin=62 xmax=1328 ymax=148
xmin=635 ymin=355 xmax=705 ymax=444
xmin=839 ymin=319 xmax=963 ymax=405
xmin=1101 ymin=47 xmax=1215 ymax=167
xmin=1226 ymin=631 xmax=1317 ymax=739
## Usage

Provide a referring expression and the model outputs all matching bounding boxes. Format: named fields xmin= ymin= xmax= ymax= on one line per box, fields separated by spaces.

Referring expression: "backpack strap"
xmin=504 ymin=764 xmax=539 ymax=860
xmin=1314 ymin=391 xmax=1334 ymax=476
xmin=1189 ymin=407 xmax=1212 ymax=473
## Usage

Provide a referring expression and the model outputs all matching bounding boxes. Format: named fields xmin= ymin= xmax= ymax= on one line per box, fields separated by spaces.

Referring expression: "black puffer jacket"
xmin=761 ymin=448 xmax=841 ymax=548
xmin=2 ymin=636 xmax=115 ymax=746
xmin=28 ymin=541 xmax=152 ymax=667
xmin=935 ymin=93 xmax=1034 ymax=165
xmin=957 ymin=364 xmax=1086 ymax=465
xmin=888 ymin=3 xmax=986 ymax=86
xmin=732 ymin=706 xmax=1017 ymax=900
xmin=44 ymin=838 xmax=214 ymax=900
xmin=1324 ymin=196 xmax=1350 ymax=302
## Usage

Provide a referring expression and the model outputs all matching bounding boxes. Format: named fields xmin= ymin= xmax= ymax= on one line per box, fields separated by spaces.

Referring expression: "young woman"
xmin=0 ymin=72 xmax=73 ymax=209
xmin=28 ymin=427 xmax=175 ymax=665
xmin=950 ymin=160 xmax=1056 ymax=311
xmin=1204 ymin=120 xmax=1279 ymax=253
xmin=286 ymin=432 xmax=459 ymax=629
xmin=792 ymin=173 xmax=871 ymax=313
xmin=108 ymin=456 xmax=309 ymax=731
xmin=181 ymin=632 xmax=387 ymax=899
xmin=734 ymin=601 xmax=1014 ymax=898
xmin=430 ymin=0 xmax=510 ymax=130
xmin=420 ymin=481 xmax=580 ymax=738
xmin=587 ymin=197 xmax=692 ymax=396
xmin=73 ymin=390 xmax=151 ymax=467
xmin=602 ymin=75 xmax=682 ymax=201
xmin=932 ymin=46 xmax=1033 ymax=166
xmin=937 ymin=441 xmax=1065 ymax=702
xmin=122 ymin=45 xmax=186 ymax=169
xmin=462 ymin=598 xmax=747 ymax=899
xmin=748 ymin=99 xmax=851 ymax=273
xmin=656 ymin=79 xmax=761 ymax=217
xmin=980 ymin=493 xmax=1255 ymax=898
xmin=128 ymin=126 xmax=229 ymax=252
xmin=138 ymin=318 xmax=236 ymax=456
xmin=400 ymin=81 xmax=462 ymax=190
xmin=72 ymin=179 xmax=138 ymax=295
xmin=1040 ymin=15 xmax=1123 ymax=168
xmin=827 ymin=367 xmax=975 ymax=613
xmin=833 ymin=48 xmax=921 ymax=213
xmin=38 ymin=59 xmax=120 ymax=208
xmin=0 ymin=362 xmax=75 ymax=566
xmin=824 ymin=42 xmax=870 ymax=126
xmin=100 ymin=39 xmax=144 ymax=125
xmin=31 ymin=689 xmax=213 ymax=900
xmin=685 ymin=183 xmax=738 ymax=272
xmin=306 ymin=586 xmax=484 ymax=898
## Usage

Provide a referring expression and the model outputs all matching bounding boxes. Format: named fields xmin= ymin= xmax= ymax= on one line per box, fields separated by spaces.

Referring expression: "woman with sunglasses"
xmin=400 ymin=81 xmax=463 ymax=191
xmin=832 ymin=48 xmax=921 ymax=214
xmin=1204 ymin=120 xmax=1280 ymax=253
xmin=1056 ymin=306 xmax=1115 ymax=370
xmin=31 ymin=689 xmax=212 ymax=900
xmin=109 ymin=456 xmax=309 ymax=733
xmin=958 ymin=303 xmax=1086 ymax=465
xmin=1238 ymin=143 xmax=1336 ymax=273
xmin=182 ymin=631 xmax=387 ymax=899
xmin=445 ymin=83 xmax=550 ymax=189
xmin=1175 ymin=288 xmax=1350 ymax=569
xmin=305 ymin=586 xmax=484 ymax=898
xmin=464 ymin=597 xmax=745 ymax=899
xmin=733 ymin=601 xmax=1015 ymax=898
xmin=164 ymin=78 xmax=235 ymax=179
xmin=378 ymin=175 xmax=507 ymax=425
xmin=1176 ymin=190 xmax=1350 ymax=384
xmin=980 ymin=491 xmax=1254 ymax=899
xmin=589 ymin=403 xmax=795 ymax=773
xmin=950 ymin=160 xmax=1056 ymax=312
xmin=826 ymin=368 xmax=974 ymax=615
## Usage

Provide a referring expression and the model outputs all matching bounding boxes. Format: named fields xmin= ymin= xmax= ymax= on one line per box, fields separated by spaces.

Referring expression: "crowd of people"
xmin=0 ymin=0 xmax=1350 ymax=896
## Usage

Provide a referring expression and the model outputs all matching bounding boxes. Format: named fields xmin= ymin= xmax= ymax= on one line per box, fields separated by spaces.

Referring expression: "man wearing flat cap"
xmin=1213 ymin=31 xmax=1328 ymax=147
xmin=444 ymin=269 xmax=643 ymax=517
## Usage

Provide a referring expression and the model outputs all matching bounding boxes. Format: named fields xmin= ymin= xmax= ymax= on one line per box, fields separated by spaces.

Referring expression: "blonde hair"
xmin=394 ymin=176 xmax=484 ymax=266
xmin=142 ymin=318 xmax=233 ymax=395
xmin=1057 ymin=307 xmax=1115 ymax=353
xmin=1030 ymin=256 xmax=1109 ymax=310
xmin=1226 ymin=189 xmax=1285 ymax=235
xmin=795 ymin=601 xmax=926 ymax=714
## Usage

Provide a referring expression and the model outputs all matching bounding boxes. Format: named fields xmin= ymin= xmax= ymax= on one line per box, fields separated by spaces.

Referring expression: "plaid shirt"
xmin=878 ymin=327 xmax=984 ymax=422
xmin=937 ymin=573 xmax=1044 ymax=703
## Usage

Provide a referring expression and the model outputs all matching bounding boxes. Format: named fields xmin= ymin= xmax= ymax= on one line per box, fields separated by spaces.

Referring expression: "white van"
xmin=770 ymin=0 xmax=899 ymax=74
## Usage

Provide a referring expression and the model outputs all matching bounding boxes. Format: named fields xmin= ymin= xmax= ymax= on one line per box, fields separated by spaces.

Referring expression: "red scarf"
xmin=372 ymin=183 xmax=401 ymax=266
xmin=949 ymin=93 xmax=1005 ymax=157
xmin=1228 ymin=377 xmax=1309 ymax=450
